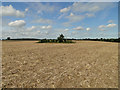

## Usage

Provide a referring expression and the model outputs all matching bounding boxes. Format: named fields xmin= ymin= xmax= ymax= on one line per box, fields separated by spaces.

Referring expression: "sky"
xmin=1 ymin=2 xmax=118 ymax=39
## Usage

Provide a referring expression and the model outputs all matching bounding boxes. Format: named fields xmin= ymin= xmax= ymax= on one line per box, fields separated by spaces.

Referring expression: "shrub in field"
xmin=7 ymin=37 xmax=11 ymax=40
xmin=38 ymin=34 xmax=74 ymax=43
xmin=57 ymin=34 xmax=64 ymax=43
xmin=47 ymin=39 xmax=50 ymax=43
xmin=39 ymin=40 xmax=41 ymax=43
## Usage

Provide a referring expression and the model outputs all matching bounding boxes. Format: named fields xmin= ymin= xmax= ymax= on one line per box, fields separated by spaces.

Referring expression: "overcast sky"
xmin=1 ymin=2 xmax=118 ymax=39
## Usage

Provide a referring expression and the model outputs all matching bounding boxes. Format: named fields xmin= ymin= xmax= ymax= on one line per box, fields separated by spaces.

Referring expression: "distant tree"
xmin=60 ymin=34 xmax=64 ymax=39
xmin=100 ymin=38 xmax=103 ymax=41
xmin=7 ymin=37 xmax=10 ymax=40
xmin=57 ymin=34 xmax=64 ymax=43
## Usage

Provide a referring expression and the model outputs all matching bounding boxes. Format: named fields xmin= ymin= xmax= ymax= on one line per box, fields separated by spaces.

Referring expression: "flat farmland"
xmin=2 ymin=41 xmax=118 ymax=88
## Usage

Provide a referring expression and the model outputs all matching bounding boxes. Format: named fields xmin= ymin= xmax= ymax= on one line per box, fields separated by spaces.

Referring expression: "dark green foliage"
xmin=98 ymin=38 xmax=120 ymax=42
xmin=38 ymin=34 xmax=74 ymax=43
xmin=64 ymin=40 xmax=74 ymax=43
xmin=82 ymin=38 xmax=120 ymax=43
xmin=7 ymin=37 xmax=10 ymax=40
xmin=57 ymin=34 xmax=64 ymax=43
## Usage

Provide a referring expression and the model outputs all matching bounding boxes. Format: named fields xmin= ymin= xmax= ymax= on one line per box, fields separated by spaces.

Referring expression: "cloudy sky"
xmin=1 ymin=2 xmax=118 ymax=39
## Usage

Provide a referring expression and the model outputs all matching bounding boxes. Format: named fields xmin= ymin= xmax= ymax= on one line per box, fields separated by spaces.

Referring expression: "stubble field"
xmin=2 ymin=41 xmax=118 ymax=88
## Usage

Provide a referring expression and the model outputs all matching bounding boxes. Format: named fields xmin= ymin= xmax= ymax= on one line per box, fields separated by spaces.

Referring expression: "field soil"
xmin=2 ymin=41 xmax=118 ymax=88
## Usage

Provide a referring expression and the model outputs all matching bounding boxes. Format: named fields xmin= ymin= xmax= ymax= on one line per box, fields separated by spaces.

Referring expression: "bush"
xmin=7 ymin=37 xmax=11 ymax=40
xmin=57 ymin=34 xmax=64 ymax=43
xmin=38 ymin=34 xmax=74 ymax=43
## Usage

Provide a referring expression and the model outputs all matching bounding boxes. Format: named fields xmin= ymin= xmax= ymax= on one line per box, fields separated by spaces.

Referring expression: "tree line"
xmin=80 ymin=38 xmax=120 ymax=42
xmin=6 ymin=34 xmax=120 ymax=43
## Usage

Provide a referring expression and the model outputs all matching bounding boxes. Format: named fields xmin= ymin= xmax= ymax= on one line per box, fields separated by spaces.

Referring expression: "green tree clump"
xmin=57 ymin=34 xmax=64 ymax=43
xmin=38 ymin=34 xmax=74 ymax=43
xmin=7 ymin=37 xmax=11 ymax=40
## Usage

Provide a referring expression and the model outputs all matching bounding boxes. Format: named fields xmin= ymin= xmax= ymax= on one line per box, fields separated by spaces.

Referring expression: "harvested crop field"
xmin=2 ymin=41 xmax=118 ymax=88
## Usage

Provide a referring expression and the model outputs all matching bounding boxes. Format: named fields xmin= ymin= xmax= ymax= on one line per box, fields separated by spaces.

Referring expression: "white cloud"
xmin=8 ymin=20 xmax=26 ymax=27
xmin=73 ymin=26 xmax=84 ymax=30
xmin=70 ymin=13 xmax=74 ymax=16
xmin=72 ymin=2 xmax=115 ymax=13
xmin=1 ymin=5 xmax=25 ymax=17
xmin=98 ymin=25 xmax=106 ymax=29
xmin=27 ymin=3 xmax=58 ymax=14
xmin=106 ymin=23 xmax=116 ymax=28
xmin=60 ymin=7 xmax=70 ymax=13
xmin=98 ymin=23 xmax=117 ymax=31
xmin=58 ymin=13 xmax=66 ymax=19
xmin=41 ymin=25 xmax=52 ymax=29
xmin=60 ymin=2 xmax=114 ymax=15
xmin=33 ymin=18 xmax=53 ymax=24
xmin=65 ymin=28 xmax=69 ymax=31
xmin=98 ymin=25 xmax=106 ymax=31
xmin=27 ymin=26 xmax=36 ymax=31
xmin=46 ymin=25 xmax=52 ymax=29
xmin=86 ymin=27 xmax=91 ymax=31
xmin=66 ymin=14 xmax=85 ymax=23
xmin=25 ymin=8 xmax=29 ymax=12
xmin=41 ymin=26 xmax=46 ymax=29
xmin=72 ymin=3 xmax=98 ymax=13
xmin=60 ymin=2 xmax=115 ymax=24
